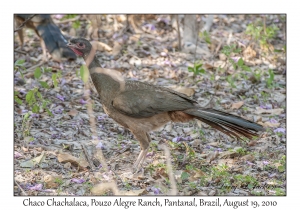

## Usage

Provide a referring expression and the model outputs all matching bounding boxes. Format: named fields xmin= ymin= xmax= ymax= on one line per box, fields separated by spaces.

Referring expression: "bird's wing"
xmin=112 ymin=87 xmax=196 ymax=118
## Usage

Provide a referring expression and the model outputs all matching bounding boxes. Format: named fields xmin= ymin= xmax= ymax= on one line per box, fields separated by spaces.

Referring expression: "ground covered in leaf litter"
xmin=14 ymin=15 xmax=286 ymax=196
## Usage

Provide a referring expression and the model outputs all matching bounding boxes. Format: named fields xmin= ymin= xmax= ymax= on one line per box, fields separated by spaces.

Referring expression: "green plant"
xmin=199 ymin=31 xmax=211 ymax=44
xmin=236 ymin=147 xmax=247 ymax=156
xmin=188 ymin=62 xmax=205 ymax=77
xmin=221 ymin=44 xmax=242 ymax=57
xmin=226 ymin=75 xmax=237 ymax=88
xmin=253 ymin=69 xmax=263 ymax=83
xmin=277 ymin=155 xmax=286 ymax=173
xmin=54 ymin=178 xmax=64 ymax=185
xmin=72 ymin=20 xmax=81 ymax=29
xmin=260 ymin=91 xmax=270 ymax=103
xmin=181 ymin=171 xmax=189 ymax=181
xmin=274 ymin=188 xmax=285 ymax=196
xmin=246 ymin=21 xmax=279 ymax=48
xmin=21 ymin=113 xmax=31 ymax=137
xmin=251 ymin=190 xmax=265 ymax=196
xmin=14 ymin=59 xmax=26 ymax=78
xmin=51 ymin=70 xmax=62 ymax=88
xmin=234 ymin=174 xmax=258 ymax=190
xmin=124 ymin=181 xmax=131 ymax=190
xmin=14 ymin=91 xmax=23 ymax=105
xmin=266 ymin=69 xmax=275 ymax=88
xmin=188 ymin=181 xmax=197 ymax=189
xmin=25 ymin=88 xmax=52 ymax=115
xmin=210 ymin=164 xmax=232 ymax=193
xmin=80 ymin=65 xmax=90 ymax=83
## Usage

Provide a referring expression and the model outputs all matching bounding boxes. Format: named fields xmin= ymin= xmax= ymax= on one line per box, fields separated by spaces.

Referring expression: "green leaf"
xmin=247 ymin=184 xmax=254 ymax=190
xmin=34 ymin=67 xmax=42 ymax=79
xmin=19 ymin=70 xmax=25 ymax=79
xmin=233 ymin=62 xmax=237 ymax=70
xmin=46 ymin=108 xmax=53 ymax=116
xmin=199 ymin=69 xmax=205 ymax=74
xmin=237 ymin=58 xmax=244 ymax=67
xmin=32 ymin=104 xmax=39 ymax=113
xmin=52 ymin=73 xmax=58 ymax=88
xmin=278 ymin=165 xmax=285 ymax=173
xmin=36 ymin=91 xmax=42 ymax=100
xmin=39 ymin=81 xmax=49 ymax=88
xmin=267 ymin=69 xmax=275 ymax=88
xmin=25 ymin=90 xmax=35 ymax=105
xmin=15 ymin=59 xmax=25 ymax=66
xmin=195 ymin=63 xmax=203 ymax=70
xmin=44 ymin=67 xmax=52 ymax=73
xmin=188 ymin=67 xmax=194 ymax=72
xmin=24 ymin=113 xmax=30 ymax=121
xmin=80 ymin=65 xmax=89 ymax=83
xmin=241 ymin=65 xmax=251 ymax=72
xmin=181 ymin=172 xmax=189 ymax=180
xmin=72 ymin=20 xmax=81 ymax=29
xmin=14 ymin=96 xmax=23 ymax=105
xmin=274 ymin=49 xmax=283 ymax=53
xmin=76 ymin=69 xmax=80 ymax=77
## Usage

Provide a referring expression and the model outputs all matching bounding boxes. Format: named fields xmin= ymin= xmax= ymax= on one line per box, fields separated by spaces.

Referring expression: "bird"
xmin=15 ymin=14 xmax=76 ymax=62
xmin=67 ymin=38 xmax=265 ymax=173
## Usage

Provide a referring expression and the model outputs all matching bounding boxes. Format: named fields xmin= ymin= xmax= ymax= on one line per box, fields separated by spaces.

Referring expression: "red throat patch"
xmin=69 ymin=47 xmax=83 ymax=56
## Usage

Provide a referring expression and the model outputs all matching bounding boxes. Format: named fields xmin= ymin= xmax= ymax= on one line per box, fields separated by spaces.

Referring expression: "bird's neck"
xmin=84 ymin=54 xmax=101 ymax=70
xmin=85 ymin=56 xmax=124 ymax=104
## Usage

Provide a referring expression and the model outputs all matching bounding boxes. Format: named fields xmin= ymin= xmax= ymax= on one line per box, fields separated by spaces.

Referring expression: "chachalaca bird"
xmin=15 ymin=14 xmax=76 ymax=62
xmin=67 ymin=38 xmax=265 ymax=172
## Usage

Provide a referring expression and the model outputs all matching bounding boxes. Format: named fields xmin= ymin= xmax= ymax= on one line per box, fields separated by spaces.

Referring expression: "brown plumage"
xmin=67 ymin=38 xmax=265 ymax=172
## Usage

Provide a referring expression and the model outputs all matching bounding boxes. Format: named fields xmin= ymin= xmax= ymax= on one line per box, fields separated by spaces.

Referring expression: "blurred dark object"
xmin=15 ymin=14 xmax=76 ymax=62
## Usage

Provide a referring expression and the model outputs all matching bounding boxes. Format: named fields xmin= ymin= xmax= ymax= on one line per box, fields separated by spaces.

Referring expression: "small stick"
xmin=15 ymin=180 xmax=28 ymax=196
xmin=163 ymin=145 xmax=177 ymax=195
xmin=14 ymin=15 xmax=36 ymax=32
xmin=176 ymin=15 xmax=181 ymax=51
xmin=81 ymin=143 xmax=96 ymax=171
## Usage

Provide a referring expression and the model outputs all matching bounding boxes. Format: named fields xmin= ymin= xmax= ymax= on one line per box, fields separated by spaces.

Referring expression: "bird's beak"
xmin=66 ymin=42 xmax=74 ymax=48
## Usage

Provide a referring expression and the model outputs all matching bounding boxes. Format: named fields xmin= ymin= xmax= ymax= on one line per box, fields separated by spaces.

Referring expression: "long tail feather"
xmin=184 ymin=108 xmax=264 ymax=139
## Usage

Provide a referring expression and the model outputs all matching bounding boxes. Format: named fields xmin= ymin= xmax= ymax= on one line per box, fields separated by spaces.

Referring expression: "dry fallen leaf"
xmin=20 ymin=151 xmax=46 ymax=168
xmin=240 ymin=154 xmax=255 ymax=162
xmin=57 ymin=152 xmax=89 ymax=170
xmin=206 ymin=151 xmax=219 ymax=163
xmin=91 ymin=182 xmax=119 ymax=195
xmin=44 ymin=174 xmax=63 ymax=189
xmin=255 ymin=107 xmax=284 ymax=115
xmin=263 ymin=121 xmax=280 ymax=128
xmin=248 ymin=140 xmax=257 ymax=147
xmin=68 ymin=109 xmax=78 ymax=116
xmin=231 ymin=101 xmax=244 ymax=110
xmin=188 ymin=168 xmax=207 ymax=182
xmin=243 ymin=45 xmax=257 ymax=59
xmin=219 ymin=150 xmax=239 ymax=159
xmin=118 ymin=189 xmax=146 ymax=196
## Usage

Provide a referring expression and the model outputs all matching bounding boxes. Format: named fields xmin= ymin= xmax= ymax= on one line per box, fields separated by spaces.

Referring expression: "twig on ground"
xmin=81 ymin=143 xmax=96 ymax=171
xmin=25 ymin=61 xmax=45 ymax=73
xmin=163 ymin=145 xmax=177 ymax=195
xmin=15 ymin=180 xmax=28 ymax=196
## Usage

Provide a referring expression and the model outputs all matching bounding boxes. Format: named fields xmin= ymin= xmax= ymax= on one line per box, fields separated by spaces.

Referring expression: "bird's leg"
xmin=132 ymin=149 xmax=148 ymax=173
xmin=132 ymin=132 xmax=151 ymax=173
xmin=40 ymin=38 xmax=48 ymax=62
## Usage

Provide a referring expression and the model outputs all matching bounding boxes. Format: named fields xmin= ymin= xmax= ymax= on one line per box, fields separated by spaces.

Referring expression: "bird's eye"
xmin=77 ymin=43 xmax=85 ymax=48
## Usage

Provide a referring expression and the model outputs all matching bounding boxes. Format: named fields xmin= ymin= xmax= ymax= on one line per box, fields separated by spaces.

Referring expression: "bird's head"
xmin=67 ymin=38 xmax=92 ymax=58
